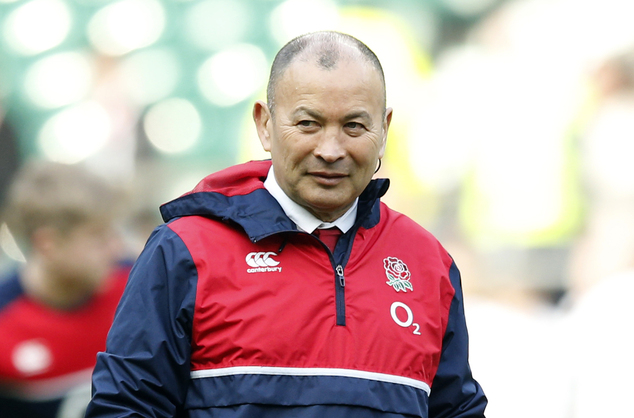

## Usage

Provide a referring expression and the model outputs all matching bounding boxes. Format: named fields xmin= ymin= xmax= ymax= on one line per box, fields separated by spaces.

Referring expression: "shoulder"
xmin=164 ymin=216 xmax=249 ymax=249
xmin=166 ymin=215 xmax=225 ymax=233
xmin=0 ymin=273 xmax=24 ymax=312
xmin=380 ymin=203 xmax=436 ymax=236
xmin=141 ymin=219 xmax=223 ymax=250
xmin=378 ymin=203 xmax=451 ymax=264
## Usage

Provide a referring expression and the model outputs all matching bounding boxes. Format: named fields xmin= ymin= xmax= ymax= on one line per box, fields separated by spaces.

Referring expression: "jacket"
xmin=86 ymin=160 xmax=487 ymax=418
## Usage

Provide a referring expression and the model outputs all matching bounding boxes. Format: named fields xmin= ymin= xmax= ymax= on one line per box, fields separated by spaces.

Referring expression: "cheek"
xmin=350 ymin=137 xmax=383 ymax=165
xmin=275 ymin=144 xmax=313 ymax=174
xmin=351 ymin=155 xmax=378 ymax=185
xmin=76 ymin=240 xmax=114 ymax=266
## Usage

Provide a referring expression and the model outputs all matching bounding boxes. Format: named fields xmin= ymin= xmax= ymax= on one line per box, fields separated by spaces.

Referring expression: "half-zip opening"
xmin=330 ymin=229 xmax=359 ymax=327
xmin=334 ymin=263 xmax=346 ymax=326
xmin=310 ymin=231 xmax=348 ymax=326
xmin=258 ymin=229 xmax=355 ymax=327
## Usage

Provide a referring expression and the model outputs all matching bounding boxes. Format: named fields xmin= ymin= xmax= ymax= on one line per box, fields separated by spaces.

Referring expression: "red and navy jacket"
xmin=86 ymin=160 xmax=486 ymax=418
xmin=0 ymin=264 xmax=129 ymax=418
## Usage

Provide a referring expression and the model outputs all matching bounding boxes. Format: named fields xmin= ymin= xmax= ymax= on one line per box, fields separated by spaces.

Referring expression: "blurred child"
xmin=0 ymin=160 xmax=130 ymax=418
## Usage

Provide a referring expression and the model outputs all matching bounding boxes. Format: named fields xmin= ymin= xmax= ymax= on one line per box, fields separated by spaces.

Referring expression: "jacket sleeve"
xmin=85 ymin=224 xmax=198 ymax=418
xmin=428 ymin=261 xmax=487 ymax=418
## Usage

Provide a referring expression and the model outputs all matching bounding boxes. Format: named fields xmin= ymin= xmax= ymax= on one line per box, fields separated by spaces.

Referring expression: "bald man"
xmin=86 ymin=31 xmax=487 ymax=418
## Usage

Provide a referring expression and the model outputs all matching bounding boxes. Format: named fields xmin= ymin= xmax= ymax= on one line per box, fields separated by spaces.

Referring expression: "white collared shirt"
xmin=263 ymin=167 xmax=357 ymax=234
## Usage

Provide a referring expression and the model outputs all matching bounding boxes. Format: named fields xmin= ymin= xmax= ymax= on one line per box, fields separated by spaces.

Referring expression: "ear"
xmin=253 ymin=100 xmax=273 ymax=152
xmin=378 ymin=107 xmax=393 ymax=158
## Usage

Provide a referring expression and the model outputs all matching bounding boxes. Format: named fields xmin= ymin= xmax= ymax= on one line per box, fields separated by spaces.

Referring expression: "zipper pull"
xmin=336 ymin=265 xmax=345 ymax=287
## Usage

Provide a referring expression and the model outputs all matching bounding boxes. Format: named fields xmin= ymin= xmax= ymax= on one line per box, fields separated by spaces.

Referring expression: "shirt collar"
xmin=263 ymin=166 xmax=357 ymax=233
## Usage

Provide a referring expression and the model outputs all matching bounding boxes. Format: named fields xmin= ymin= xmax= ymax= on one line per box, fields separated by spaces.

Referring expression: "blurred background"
xmin=1 ymin=0 xmax=633 ymax=416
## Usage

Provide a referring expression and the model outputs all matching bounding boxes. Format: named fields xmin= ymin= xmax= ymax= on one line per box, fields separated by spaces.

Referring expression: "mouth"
xmin=309 ymin=171 xmax=347 ymax=186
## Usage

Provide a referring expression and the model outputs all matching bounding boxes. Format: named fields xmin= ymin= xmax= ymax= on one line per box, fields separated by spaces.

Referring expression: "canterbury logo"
xmin=245 ymin=252 xmax=282 ymax=273
xmin=246 ymin=252 xmax=279 ymax=267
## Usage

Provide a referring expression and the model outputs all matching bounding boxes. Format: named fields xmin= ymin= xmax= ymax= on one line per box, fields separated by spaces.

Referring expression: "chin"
xmin=308 ymin=200 xmax=353 ymax=218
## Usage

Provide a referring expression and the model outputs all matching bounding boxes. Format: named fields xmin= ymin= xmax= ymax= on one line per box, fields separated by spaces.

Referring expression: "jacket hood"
xmin=160 ymin=160 xmax=390 ymax=242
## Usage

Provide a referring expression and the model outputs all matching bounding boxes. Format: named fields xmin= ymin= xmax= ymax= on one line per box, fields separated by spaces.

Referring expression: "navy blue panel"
xmin=160 ymin=189 xmax=296 ymax=242
xmin=427 ymin=260 xmax=487 ymax=418
xmin=0 ymin=273 xmax=23 ymax=311
xmin=359 ymin=178 xmax=389 ymax=230
xmin=187 ymin=404 xmax=420 ymax=418
xmin=185 ymin=374 xmax=428 ymax=417
xmin=159 ymin=178 xmax=390 ymax=243
xmin=86 ymin=225 xmax=198 ymax=418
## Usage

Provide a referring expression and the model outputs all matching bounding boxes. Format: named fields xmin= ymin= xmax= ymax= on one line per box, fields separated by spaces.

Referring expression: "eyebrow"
xmin=293 ymin=107 xmax=372 ymax=122
xmin=293 ymin=106 xmax=322 ymax=120
xmin=342 ymin=110 xmax=372 ymax=122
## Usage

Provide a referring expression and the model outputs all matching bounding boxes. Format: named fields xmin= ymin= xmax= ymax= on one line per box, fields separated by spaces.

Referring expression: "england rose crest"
xmin=383 ymin=257 xmax=413 ymax=292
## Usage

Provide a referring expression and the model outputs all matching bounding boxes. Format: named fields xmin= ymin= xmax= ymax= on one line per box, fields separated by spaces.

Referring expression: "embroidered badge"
xmin=384 ymin=257 xmax=413 ymax=292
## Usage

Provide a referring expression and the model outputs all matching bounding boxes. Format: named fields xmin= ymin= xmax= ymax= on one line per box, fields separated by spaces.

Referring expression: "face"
xmin=45 ymin=221 xmax=123 ymax=291
xmin=254 ymin=56 xmax=392 ymax=222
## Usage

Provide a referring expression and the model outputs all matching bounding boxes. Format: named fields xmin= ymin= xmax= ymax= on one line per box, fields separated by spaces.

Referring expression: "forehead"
xmin=275 ymin=57 xmax=385 ymax=113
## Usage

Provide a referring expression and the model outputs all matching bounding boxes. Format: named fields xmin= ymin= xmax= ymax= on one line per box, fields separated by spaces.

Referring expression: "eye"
xmin=297 ymin=120 xmax=320 ymax=132
xmin=344 ymin=121 xmax=366 ymax=135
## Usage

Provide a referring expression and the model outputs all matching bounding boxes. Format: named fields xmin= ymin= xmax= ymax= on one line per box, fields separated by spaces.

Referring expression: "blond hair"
xmin=3 ymin=160 xmax=122 ymax=252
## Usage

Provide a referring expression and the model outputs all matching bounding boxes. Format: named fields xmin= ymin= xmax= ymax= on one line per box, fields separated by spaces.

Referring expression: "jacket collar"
xmin=263 ymin=166 xmax=358 ymax=234
xmin=160 ymin=160 xmax=389 ymax=242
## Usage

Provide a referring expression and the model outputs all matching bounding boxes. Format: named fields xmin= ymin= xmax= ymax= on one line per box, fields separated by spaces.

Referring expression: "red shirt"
xmin=0 ymin=264 xmax=129 ymax=417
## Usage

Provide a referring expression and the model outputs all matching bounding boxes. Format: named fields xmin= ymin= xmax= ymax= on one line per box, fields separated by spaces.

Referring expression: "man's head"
xmin=3 ymin=160 xmax=123 ymax=289
xmin=266 ymin=31 xmax=387 ymax=117
xmin=254 ymin=31 xmax=392 ymax=222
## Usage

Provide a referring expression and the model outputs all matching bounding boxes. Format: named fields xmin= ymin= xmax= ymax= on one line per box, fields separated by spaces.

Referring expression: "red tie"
xmin=315 ymin=227 xmax=342 ymax=253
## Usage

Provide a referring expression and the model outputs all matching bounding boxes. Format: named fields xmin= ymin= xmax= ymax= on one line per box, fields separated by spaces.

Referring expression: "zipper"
xmin=336 ymin=265 xmax=345 ymax=287
xmin=254 ymin=228 xmax=356 ymax=327
xmin=310 ymin=231 xmax=349 ymax=326
xmin=335 ymin=263 xmax=346 ymax=326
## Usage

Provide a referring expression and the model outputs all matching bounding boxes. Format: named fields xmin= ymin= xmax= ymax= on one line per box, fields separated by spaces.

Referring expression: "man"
xmin=86 ymin=31 xmax=487 ymax=418
xmin=0 ymin=160 xmax=129 ymax=418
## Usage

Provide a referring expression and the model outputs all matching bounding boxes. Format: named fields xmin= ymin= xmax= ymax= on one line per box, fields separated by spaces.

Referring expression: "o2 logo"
xmin=390 ymin=302 xmax=421 ymax=335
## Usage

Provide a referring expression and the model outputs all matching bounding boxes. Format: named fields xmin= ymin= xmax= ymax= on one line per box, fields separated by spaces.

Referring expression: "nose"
xmin=313 ymin=127 xmax=346 ymax=163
